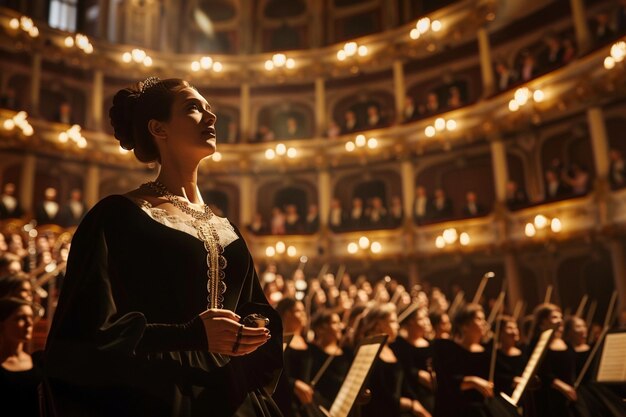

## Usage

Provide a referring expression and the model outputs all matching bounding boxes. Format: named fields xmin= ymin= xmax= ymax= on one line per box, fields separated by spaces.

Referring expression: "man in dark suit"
xmin=431 ymin=188 xmax=453 ymax=220
xmin=0 ymin=183 xmax=24 ymax=219
xmin=60 ymin=188 xmax=86 ymax=227
xmin=328 ymin=198 xmax=346 ymax=232
xmin=304 ymin=204 xmax=319 ymax=234
xmin=505 ymin=180 xmax=529 ymax=210
xmin=462 ymin=191 xmax=487 ymax=217
xmin=544 ymin=170 xmax=569 ymax=201
xmin=35 ymin=187 xmax=61 ymax=225
xmin=413 ymin=185 xmax=431 ymax=224
xmin=347 ymin=197 xmax=365 ymax=230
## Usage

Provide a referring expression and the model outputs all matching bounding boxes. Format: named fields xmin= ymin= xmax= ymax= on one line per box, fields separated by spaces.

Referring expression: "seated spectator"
xmin=367 ymin=197 xmax=388 ymax=228
xmin=462 ymin=191 xmax=487 ymax=217
xmin=327 ymin=121 xmax=341 ymax=139
xmin=348 ymin=197 xmax=365 ymax=230
xmin=505 ymin=180 xmax=529 ymax=210
xmin=365 ymin=105 xmax=386 ymax=129
xmin=413 ymin=185 xmax=431 ymax=224
xmin=519 ymin=50 xmax=538 ymax=82
xmin=0 ymin=183 xmax=24 ymax=220
xmin=270 ymin=207 xmax=286 ymax=235
xmin=60 ymin=188 xmax=86 ymax=227
xmin=561 ymin=163 xmax=590 ymax=196
xmin=594 ymin=13 xmax=615 ymax=44
xmin=284 ymin=204 xmax=301 ymax=233
xmin=304 ymin=204 xmax=319 ymax=233
xmin=35 ymin=187 xmax=61 ymax=226
xmin=424 ymin=92 xmax=439 ymax=115
xmin=388 ymin=196 xmax=403 ymax=228
xmin=446 ymin=86 xmax=463 ymax=109
xmin=0 ymin=88 xmax=19 ymax=111
xmin=0 ymin=297 xmax=42 ymax=417
xmin=341 ymin=110 xmax=359 ymax=134
xmin=55 ymin=101 xmax=74 ymax=125
xmin=609 ymin=149 xmax=626 ymax=188
xmin=284 ymin=116 xmax=305 ymax=139
xmin=255 ymin=125 xmax=275 ymax=142
xmin=247 ymin=213 xmax=266 ymax=235
xmin=431 ymin=188 xmax=453 ymax=220
xmin=561 ymin=38 xmax=576 ymax=64
xmin=495 ymin=61 xmax=517 ymax=91
xmin=403 ymin=96 xmax=419 ymax=122
xmin=544 ymin=169 xmax=570 ymax=201
xmin=540 ymin=34 xmax=563 ymax=71
xmin=329 ymin=198 xmax=345 ymax=232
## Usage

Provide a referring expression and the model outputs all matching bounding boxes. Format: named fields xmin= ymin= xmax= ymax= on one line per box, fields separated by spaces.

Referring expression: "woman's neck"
xmin=156 ymin=162 xmax=202 ymax=204
xmin=406 ymin=330 xmax=428 ymax=346
xmin=0 ymin=340 xmax=24 ymax=362
xmin=455 ymin=335 xmax=482 ymax=351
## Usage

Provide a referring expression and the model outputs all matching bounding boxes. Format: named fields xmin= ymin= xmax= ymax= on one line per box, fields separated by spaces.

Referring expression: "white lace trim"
xmin=131 ymin=198 xmax=239 ymax=248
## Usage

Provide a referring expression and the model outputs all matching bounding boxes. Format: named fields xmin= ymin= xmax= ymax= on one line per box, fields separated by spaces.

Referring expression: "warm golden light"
xmin=371 ymin=242 xmax=382 ymax=253
xmin=443 ymin=228 xmax=458 ymax=244
xmin=266 ymin=246 xmax=276 ymax=257
xmin=425 ymin=126 xmax=436 ymax=137
xmin=200 ymin=56 xmax=213 ymax=69
xmin=534 ymin=214 xmax=548 ymax=229
xmin=459 ymin=232 xmax=470 ymax=246
xmin=122 ymin=52 xmax=132 ymax=63
xmin=446 ymin=119 xmax=457 ymax=130
xmin=508 ymin=100 xmax=519 ymax=112
xmin=435 ymin=117 xmax=446 ymax=131
xmin=191 ymin=61 xmax=200 ymax=71
xmin=533 ymin=89 xmax=545 ymax=102
xmin=276 ymin=241 xmax=286 ymax=254
xmin=287 ymin=147 xmax=297 ymax=158
xmin=431 ymin=20 xmax=442 ymax=32
xmin=265 ymin=149 xmax=276 ymax=160
xmin=276 ymin=143 xmax=287 ymax=155
xmin=435 ymin=236 xmax=445 ymax=248
xmin=551 ymin=218 xmax=562 ymax=233
xmin=604 ymin=56 xmax=616 ymax=70
xmin=357 ymin=45 xmax=368 ymax=56
xmin=213 ymin=62 xmax=223 ymax=72
xmin=64 ymin=36 xmax=74 ymax=47
xmin=212 ymin=152 xmax=222 ymax=162
xmin=410 ymin=28 xmax=420 ymax=39
xmin=359 ymin=236 xmax=370 ymax=249
xmin=345 ymin=141 xmax=355 ymax=152
xmin=355 ymin=134 xmax=366 ymax=147
xmin=347 ymin=242 xmax=358 ymax=254
xmin=367 ymin=138 xmax=378 ymax=149
xmin=525 ymin=223 xmax=536 ymax=237
xmin=416 ymin=17 xmax=431 ymax=34
xmin=287 ymin=246 xmax=297 ymax=257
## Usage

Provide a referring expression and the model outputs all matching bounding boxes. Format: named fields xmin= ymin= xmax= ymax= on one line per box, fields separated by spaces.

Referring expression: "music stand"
xmin=320 ymin=335 xmax=388 ymax=417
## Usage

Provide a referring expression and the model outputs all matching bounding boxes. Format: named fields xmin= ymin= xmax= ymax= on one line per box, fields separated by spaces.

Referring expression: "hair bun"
xmin=109 ymin=88 xmax=140 ymax=150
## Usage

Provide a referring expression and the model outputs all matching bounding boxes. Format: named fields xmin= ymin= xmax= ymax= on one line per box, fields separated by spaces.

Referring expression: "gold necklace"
xmin=142 ymin=180 xmax=226 ymax=309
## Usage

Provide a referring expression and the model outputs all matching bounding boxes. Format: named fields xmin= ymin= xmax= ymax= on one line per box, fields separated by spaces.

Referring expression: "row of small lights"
xmin=524 ymin=214 xmax=561 ymax=237
xmin=508 ymin=87 xmax=544 ymax=112
xmin=2 ymin=111 xmax=34 ymax=136
xmin=63 ymin=33 xmax=93 ymax=54
xmin=424 ymin=117 xmax=457 ymax=138
xmin=265 ymin=241 xmax=298 ymax=257
xmin=191 ymin=56 xmax=223 ymax=72
xmin=265 ymin=143 xmax=297 ymax=160
xmin=347 ymin=236 xmax=382 ymax=254
xmin=435 ymin=228 xmax=470 ymax=249
xmin=409 ymin=17 xmax=442 ymax=40
xmin=122 ymin=49 xmax=153 ymax=67
xmin=345 ymin=134 xmax=377 ymax=152
xmin=603 ymin=41 xmax=626 ymax=70
xmin=265 ymin=53 xmax=295 ymax=71
xmin=8 ymin=16 xmax=39 ymax=37
xmin=58 ymin=125 xmax=87 ymax=149
xmin=336 ymin=42 xmax=368 ymax=61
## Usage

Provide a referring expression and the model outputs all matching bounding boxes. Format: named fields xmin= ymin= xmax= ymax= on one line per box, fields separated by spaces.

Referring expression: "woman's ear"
xmin=148 ymin=119 xmax=167 ymax=141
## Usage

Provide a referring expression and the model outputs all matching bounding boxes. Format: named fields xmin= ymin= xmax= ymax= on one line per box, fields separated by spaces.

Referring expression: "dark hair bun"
xmin=109 ymin=88 xmax=140 ymax=150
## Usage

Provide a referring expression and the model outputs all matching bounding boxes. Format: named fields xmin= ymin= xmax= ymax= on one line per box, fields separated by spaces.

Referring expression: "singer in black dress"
xmin=43 ymin=78 xmax=283 ymax=417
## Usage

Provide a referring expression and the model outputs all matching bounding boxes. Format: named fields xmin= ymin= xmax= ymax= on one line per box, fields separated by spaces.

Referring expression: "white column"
xmin=19 ymin=153 xmax=36 ymax=212
xmin=91 ymin=69 xmax=104 ymax=131
xmin=315 ymin=77 xmax=326 ymax=137
xmin=477 ymin=27 xmax=495 ymax=97
xmin=30 ymin=53 xmax=41 ymax=116
xmin=393 ymin=60 xmax=405 ymax=123
xmin=400 ymin=159 xmax=414 ymax=225
xmin=569 ymin=0 xmax=592 ymax=54
xmin=587 ymin=107 xmax=610 ymax=180
xmin=490 ymin=136 xmax=509 ymax=202
xmin=318 ymin=169 xmax=330 ymax=227
xmin=85 ymin=164 xmax=100 ymax=208
xmin=239 ymin=174 xmax=252 ymax=226
xmin=240 ymin=83 xmax=250 ymax=142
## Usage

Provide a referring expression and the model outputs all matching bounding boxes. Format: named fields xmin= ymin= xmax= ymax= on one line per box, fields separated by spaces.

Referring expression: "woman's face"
xmin=464 ymin=310 xmax=487 ymax=340
xmin=157 ymin=87 xmax=217 ymax=162
xmin=1 ymin=305 xmax=34 ymax=343
xmin=285 ymin=301 xmax=307 ymax=332
xmin=319 ymin=313 xmax=343 ymax=343
xmin=16 ymin=280 xmax=33 ymax=303
xmin=568 ymin=317 xmax=588 ymax=346
xmin=377 ymin=312 xmax=399 ymax=343
xmin=542 ymin=309 xmax=563 ymax=333
xmin=501 ymin=321 xmax=520 ymax=346
xmin=415 ymin=309 xmax=431 ymax=335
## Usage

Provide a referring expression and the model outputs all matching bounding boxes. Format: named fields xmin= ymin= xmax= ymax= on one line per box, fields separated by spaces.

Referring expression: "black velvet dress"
xmin=432 ymin=339 xmax=518 ymax=417
xmin=0 ymin=351 xmax=43 ymax=417
xmin=494 ymin=349 xmax=526 ymax=396
xmin=308 ymin=344 xmax=353 ymax=409
xmin=42 ymin=195 xmax=284 ymax=417
xmin=390 ymin=336 xmax=435 ymax=413
xmin=361 ymin=357 xmax=415 ymax=417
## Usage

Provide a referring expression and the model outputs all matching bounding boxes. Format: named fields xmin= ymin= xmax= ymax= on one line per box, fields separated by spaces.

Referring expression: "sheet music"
xmin=597 ymin=333 xmax=626 ymax=383
xmin=329 ymin=343 xmax=381 ymax=417
xmin=501 ymin=328 xmax=554 ymax=406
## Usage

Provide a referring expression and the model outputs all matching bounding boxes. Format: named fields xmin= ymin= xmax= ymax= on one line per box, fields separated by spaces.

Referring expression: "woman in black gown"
xmin=493 ymin=315 xmax=525 ymax=397
xmin=390 ymin=307 xmax=435 ymax=414
xmin=309 ymin=309 xmax=353 ymax=410
xmin=43 ymin=78 xmax=283 ymax=417
xmin=357 ymin=303 xmax=431 ymax=417
xmin=0 ymin=298 xmax=41 ymax=417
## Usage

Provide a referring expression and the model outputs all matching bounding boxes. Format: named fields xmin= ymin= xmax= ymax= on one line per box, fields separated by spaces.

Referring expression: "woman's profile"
xmin=43 ymin=78 xmax=284 ymax=417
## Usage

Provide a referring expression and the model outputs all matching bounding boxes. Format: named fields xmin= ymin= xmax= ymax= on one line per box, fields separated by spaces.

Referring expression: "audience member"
xmin=247 ymin=213 xmax=265 ymax=235
xmin=609 ymin=149 xmax=625 ymax=188
xmin=461 ymin=191 xmax=487 ymax=217
xmin=505 ymin=181 xmax=529 ymax=210
xmin=403 ymin=96 xmax=419 ymax=122
xmin=326 ymin=121 xmax=341 ymax=139
xmin=366 ymin=105 xmax=386 ymax=129
xmin=284 ymin=204 xmax=301 ymax=234
xmin=425 ymin=93 xmax=439 ymax=115
xmin=561 ymin=163 xmax=589 ymax=195
xmin=270 ymin=207 xmax=286 ymax=235
xmin=495 ymin=61 xmax=517 ymax=91
xmin=255 ymin=125 xmax=275 ymax=142
xmin=341 ymin=110 xmax=359 ymax=134
xmin=431 ymin=188 xmax=453 ymax=220
xmin=328 ymin=198 xmax=345 ymax=232
xmin=59 ymin=188 xmax=86 ymax=227
xmin=55 ymin=101 xmax=74 ymax=125
xmin=35 ymin=187 xmax=61 ymax=226
xmin=304 ymin=204 xmax=319 ymax=233
xmin=389 ymin=196 xmax=403 ymax=228
xmin=348 ymin=197 xmax=365 ymax=230
xmin=544 ymin=170 xmax=569 ymax=201
xmin=519 ymin=50 xmax=538 ymax=82
xmin=0 ymin=183 xmax=24 ymax=220
xmin=541 ymin=34 xmax=563 ymax=71
xmin=413 ymin=186 xmax=431 ymax=224
xmin=446 ymin=86 xmax=463 ymax=109
xmin=367 ymin=196 xmax=388 ymax=228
